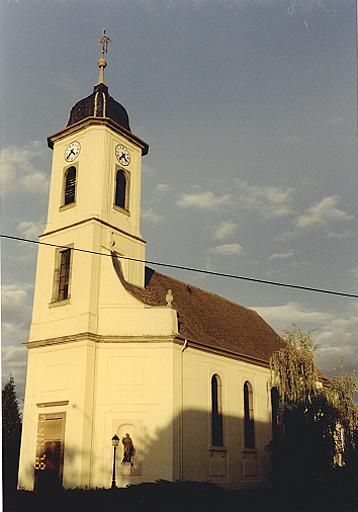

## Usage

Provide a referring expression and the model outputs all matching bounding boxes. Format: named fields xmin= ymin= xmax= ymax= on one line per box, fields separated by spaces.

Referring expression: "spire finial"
xmin=97 ymin=28 xmax=111 ymax=85
xmin=166 ymin=289 xmax=174 ymax=308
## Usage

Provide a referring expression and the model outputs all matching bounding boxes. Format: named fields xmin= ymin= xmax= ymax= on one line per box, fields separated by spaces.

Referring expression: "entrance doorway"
xmin=34 ymin=413 xmax=66 ymax=490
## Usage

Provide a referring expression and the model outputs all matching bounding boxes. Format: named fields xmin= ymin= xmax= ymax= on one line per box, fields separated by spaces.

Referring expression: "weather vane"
xmin=100 ymin=28 xmax=111 ymax=55
xmin=97 ymin=28 xmax=111 ymax=85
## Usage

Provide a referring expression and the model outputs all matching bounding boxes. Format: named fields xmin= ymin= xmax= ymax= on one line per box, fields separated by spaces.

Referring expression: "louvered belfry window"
xmin=211 ymin=374 xmax=224 ymax=447
xmin=64 ymin=166 xmax=76 ymax=205
xmin=58 ymin=248 xmax=71 ymax=301
xmin=115 ymin=170 xmax=127 ymax=209
xmin=244 ymin=381 xmax=255 ymax=449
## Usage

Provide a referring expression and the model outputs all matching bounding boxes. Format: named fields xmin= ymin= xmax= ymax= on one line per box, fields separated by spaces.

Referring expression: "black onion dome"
xmin=67 ymin=83 xmax=131 ymax=132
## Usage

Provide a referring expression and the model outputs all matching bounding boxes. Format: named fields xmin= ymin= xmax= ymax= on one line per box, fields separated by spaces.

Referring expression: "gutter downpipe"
xmin=179 ymin=339 xmax=188 ymax=481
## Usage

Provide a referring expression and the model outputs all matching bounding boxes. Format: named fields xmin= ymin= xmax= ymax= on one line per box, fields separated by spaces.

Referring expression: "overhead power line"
xmin=1 ymin=233 xmax=357 ymax=299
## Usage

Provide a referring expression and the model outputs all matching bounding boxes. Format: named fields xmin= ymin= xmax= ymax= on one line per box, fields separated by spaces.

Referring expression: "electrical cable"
xmin=1 ymin=233 xmax=357 ymax=299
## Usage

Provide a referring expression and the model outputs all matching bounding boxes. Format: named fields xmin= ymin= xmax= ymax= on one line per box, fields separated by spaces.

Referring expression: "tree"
xmin=2 ymin=375 xmax=22 ymax=493
xmin=268 ymin=326 xmax=357 ymax=491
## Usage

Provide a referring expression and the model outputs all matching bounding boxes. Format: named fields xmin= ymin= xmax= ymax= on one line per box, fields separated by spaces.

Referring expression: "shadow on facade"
xmin=12 ymin=408 xmax=358 ymax=512
xmin=19 ymin=408 xmax=273 ymax=492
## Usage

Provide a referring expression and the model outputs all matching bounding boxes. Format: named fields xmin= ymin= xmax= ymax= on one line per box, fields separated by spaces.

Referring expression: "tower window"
xmin=244 ymin=381 xmax=255 ymax=449
xmin=57 ymin=248 xmax=71 ymax=301
xmin=114 ymin=169 xmax=128 ymax=210
xmin=63 ymin=166 xmax=76 ymax=205
xmin=211 ymin=374 xmax=224 ymax=447
xmin=52 ymin=247 xmax=72 ymax=303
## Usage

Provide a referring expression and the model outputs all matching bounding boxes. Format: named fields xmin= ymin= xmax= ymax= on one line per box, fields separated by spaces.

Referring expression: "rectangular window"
xmin=58 ymin=249 xmax=71 ymax=300
xmin=51 ymin=246 xmax=73 ymax=304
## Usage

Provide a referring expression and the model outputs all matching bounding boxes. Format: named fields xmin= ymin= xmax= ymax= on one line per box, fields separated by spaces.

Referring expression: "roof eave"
xmin=47 ymin=116 xmax=149 ymax=156
xmin=174 ymin=335 xmax=272 ymax=368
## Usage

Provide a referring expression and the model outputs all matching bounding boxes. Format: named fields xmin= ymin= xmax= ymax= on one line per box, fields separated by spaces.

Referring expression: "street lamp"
xmin=111 ymin=434 xmax=119 ymax=488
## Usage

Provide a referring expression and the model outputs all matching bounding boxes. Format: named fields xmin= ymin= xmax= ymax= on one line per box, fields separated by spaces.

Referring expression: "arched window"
xmin=114 ymin=170 xmax=127 ymax=209
xmin=64 ymin=166 xmax=76 ymax=205
xmin=244 ymin=381 xmax=255 ymax=449
xmin=271 ymin=387 xmax=280 ymax=441
xmin=211 ymin=374 xmax=223 ymax=447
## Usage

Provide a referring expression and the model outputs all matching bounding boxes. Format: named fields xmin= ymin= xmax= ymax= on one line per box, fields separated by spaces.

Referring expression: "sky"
xmin=0 ymin=0 xmax=357 ymax=405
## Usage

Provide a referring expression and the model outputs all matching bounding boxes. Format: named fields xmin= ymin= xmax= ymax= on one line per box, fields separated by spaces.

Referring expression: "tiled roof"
xmin=113 ymin=256 xmax=284 ymax=363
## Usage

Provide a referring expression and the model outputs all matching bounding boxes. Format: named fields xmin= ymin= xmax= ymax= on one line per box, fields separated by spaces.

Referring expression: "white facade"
xmin=18 ymin=78 xmax=276 ymax=491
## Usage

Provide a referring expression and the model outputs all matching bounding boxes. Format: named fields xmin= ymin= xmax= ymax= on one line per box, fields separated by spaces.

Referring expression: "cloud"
xmin=254 ymin=302 xmax=333 ymax=327
xmin=235 ymin=179 xmax=295 ymax=219
xmin=1 ymin=284 xmax=33 ymax=344
xmin=155 ymin=183 xmax=173 ymax=193
xmin=142 ymin=208 xmax=164 ymax=223
xmin=268 ymin=249 xmax=295 ymax=261
xmin=2 ymin=284 xmax=29 ymax=308
xmin=142 ymin=163 xmax=157 ymax=176
xmin=1 ymin=283 xmax=33 ymax=403
xmin=21 ymin=172 xmax=49 ymax=193
xmin=211 ymin=221 xmax=238 ymax=240
xmin=1 ymin=345 xmax=28 ymax=403
xmin=209 ymin=243 xmax=243 ymax=256
xmin=315 ymin=312 xmax=358 ymax=376
xmin=2 ymin=345 xmax=27 ymax=370
xmin=295 ymin=195 xmax=353 ymax=229
xmin=2 ymin=283 xmax=32 ymax=317
xmin=283 ymin=135 xmax=303 ymax=145
xmin=320 ymin=116 xmax=343 ymax=127
xmin=0 ymin=141 xmax=49 ymax=195
xmin=252 ymin=301 xmax=358 ymax=376
xmin=325 ymin=230 xmax=355 ymax=240
xmin=351 ymin=267 xmax=358 ymax=280
xmin=177 ymin=191 xmax=233 ymax=209
xmin=17 ymin=219 xmax=45 ymax=239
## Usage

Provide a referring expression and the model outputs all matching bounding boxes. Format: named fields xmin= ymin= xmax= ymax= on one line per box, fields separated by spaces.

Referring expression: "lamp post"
xmin=111 ymin=434 xmax=119 ymax=488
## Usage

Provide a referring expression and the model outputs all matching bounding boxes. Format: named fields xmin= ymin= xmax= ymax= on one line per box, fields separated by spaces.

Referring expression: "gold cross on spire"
xmin=97 ymin=28 xmax=111 ymax=85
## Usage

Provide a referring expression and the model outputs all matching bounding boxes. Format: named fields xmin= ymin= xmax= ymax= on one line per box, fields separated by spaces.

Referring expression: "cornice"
xmin=26 ymin=331 xmax=270 ymax=368
xmin=26 ymin=332 xmax=176 ymax=348
xmin=39 ymin=217 xmax=146 ymax=244
xmin=47 ymin=116 xmax=149 ymax=155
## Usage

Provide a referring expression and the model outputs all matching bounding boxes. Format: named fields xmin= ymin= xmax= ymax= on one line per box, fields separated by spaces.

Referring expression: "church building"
xmin=18 ymin=35 xmax=283 ymax=491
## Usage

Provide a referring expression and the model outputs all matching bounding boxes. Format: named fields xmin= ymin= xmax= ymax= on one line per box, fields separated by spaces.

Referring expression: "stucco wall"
xmin=179 ymin=345 xmax=272 ymax=488
xmin=18 ymin=338 xmax=273 ymax=491
xmin=18 ymin=340 xmax=96 ymax=490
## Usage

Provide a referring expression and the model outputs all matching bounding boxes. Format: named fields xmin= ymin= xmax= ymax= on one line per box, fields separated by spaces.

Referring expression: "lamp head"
xmin=111 ymin=434 xmax=119 ymax=447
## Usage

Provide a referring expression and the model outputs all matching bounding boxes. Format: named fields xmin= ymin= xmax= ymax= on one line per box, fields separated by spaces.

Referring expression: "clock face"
xmin=64 ymin=141 xmax=81 ymax=162
xmin=115 ymin=144 xmax=131 ymax=166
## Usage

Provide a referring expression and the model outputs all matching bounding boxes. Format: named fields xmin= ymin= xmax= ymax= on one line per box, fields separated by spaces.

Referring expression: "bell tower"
xmin=28 ymin=31 xmax=149 ymax=343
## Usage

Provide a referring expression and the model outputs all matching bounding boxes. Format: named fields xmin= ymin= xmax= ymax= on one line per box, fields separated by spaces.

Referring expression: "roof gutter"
xmin=175 ymin=335 xmax=271 ymax=369
xmin=179 ymin=339 xmax=188 ymax=480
